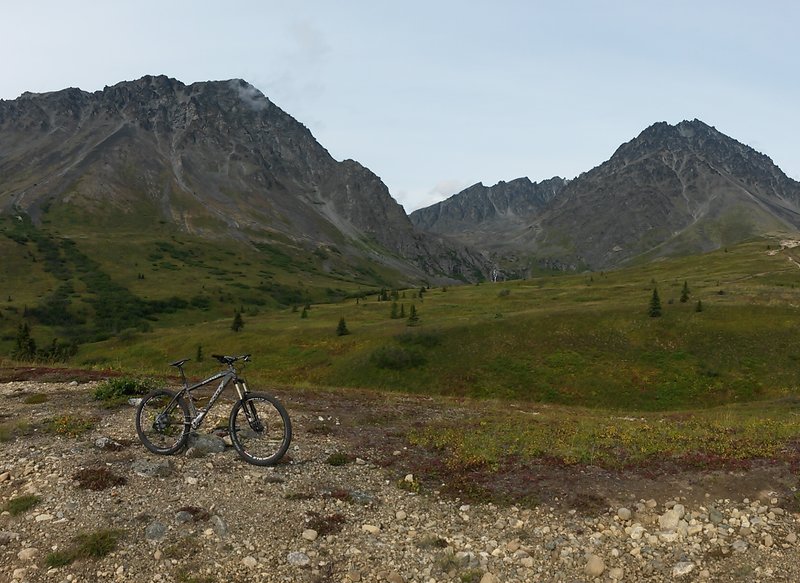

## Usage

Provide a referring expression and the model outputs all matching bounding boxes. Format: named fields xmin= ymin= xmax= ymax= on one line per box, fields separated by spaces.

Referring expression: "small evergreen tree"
xmin=336 ymin=317 xmax=350 ymax=336
xmin=407 ymin=304 xmax=420 ymax=326
xmin=390 ymin=302 xmax=399 ymax=319
xmin=301 ymin=306 xmax=309 ymax=319
xmin=648 ymin=288 xmax=662 ymax=317
xmin=232 ymin=311 xmax=244 ymax=332
xmin=400 ymin=304 xmax=406 ymax=318
xmin=196 ymin=344 xmax=204 ymax=362
xmin=12 ymin=322 xmax=37 ymax=361
xmin=680 ymin=280 xmax=690 ymax=303
xmin=695 ymin=300 xmax=703 ymax=313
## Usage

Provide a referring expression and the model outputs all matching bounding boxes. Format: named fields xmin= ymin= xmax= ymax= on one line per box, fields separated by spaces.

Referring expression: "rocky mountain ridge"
xmin=0 ymin=75 xmax=487 ymax=283
xmin=411 ymin=120 xmax=800 ymax=272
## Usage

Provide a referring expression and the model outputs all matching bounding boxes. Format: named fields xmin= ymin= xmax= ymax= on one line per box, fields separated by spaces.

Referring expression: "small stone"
xmin=287 ymin=551 xmax=311 ymax=566
xmin=709 ymin=507 xmax=724 ymax=525
xmin=645 ymin=499 xmax=657 ymax=508
xmin=175 ymin=511 xmax=194 ymax=524
xmin=617 ymin=507 xmax=632 ymax=521
xmin=210 ymin=515 xmax=228 ymax=538
xmin=786 ymin=532 xmax=797 ymax=544
xmin=17 ymin=547 xmax=38 ymax=561
xmin=131 ymin=459 xmax=173 ymax=478
xmin=629 ymin=524 xmax=646 ymax=540
xmin=764 ymin=534 xmax=774 ymax=548
xmin=347 ymin=570 xmax=362 ymax=582
xmin=302 ymin=529 xmax=318 ymax=541
xmin=12 ymin=568 xmax=26 ymax=580
xmin=154 ymin=550 xmax=163 ymax=560
xmin=673 ymin=561 xmax=695 ymax=577
xmin=387 ymin=573 xmax=405 ymax=583
xmin=584 ymin=554 xmax=605 ymax=577
xmin=731 ymin=539 xmax=748 ymax=553
xmin=35 ymin=513 xmax=54 ymax=522
xmin=0 ymin=472 xmax=10 ymax=482
xmin=185 ymin=433 xmax=227 ymax=456
xmin=242 ymin=556 xmax=258 ymax=568
xmin=0 ymin=531 xmax=20 ymax=545
xmin=404 ymin=473 xmax=414 ymax=483
xmin=609 ymin=567 xmax=624 ymax=580
xmin=396 ymin=510 xmax=407 ymax=520
xmin=145 ymin=521 xmax=167 ymax=540
xmin=362 ymin=524 xmax=380 ymax=534
xmin=185 ymin=476 xmax=198 ymax=485
xmin=480 ymin=574 xmax=500 ymax=583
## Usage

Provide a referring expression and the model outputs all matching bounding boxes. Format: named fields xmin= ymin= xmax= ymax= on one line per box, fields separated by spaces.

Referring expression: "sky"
xmin=1 ymin=1 xmax=798 ymax=212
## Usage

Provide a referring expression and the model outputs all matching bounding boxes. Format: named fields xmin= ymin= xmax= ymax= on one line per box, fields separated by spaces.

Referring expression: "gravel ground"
xmin=1 ymin=380 xmax=799 ymax=582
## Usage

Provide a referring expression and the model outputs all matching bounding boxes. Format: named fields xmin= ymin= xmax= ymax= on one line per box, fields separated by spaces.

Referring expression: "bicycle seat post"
xmin=177 ymin=364 xmax=188 ymax=387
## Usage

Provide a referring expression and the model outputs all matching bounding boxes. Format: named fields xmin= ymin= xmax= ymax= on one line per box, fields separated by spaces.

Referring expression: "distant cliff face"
xmin=411 ymin=120 xmax=800 ymax=271
xmin=0 ymin=75 xmax=488 ymax=282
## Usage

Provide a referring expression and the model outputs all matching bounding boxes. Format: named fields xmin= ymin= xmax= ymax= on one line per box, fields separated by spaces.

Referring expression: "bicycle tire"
xmin=229 ymin=392 xmax=292 ymax=466
xmin=135 ymin=389 xmax=191 ymax=455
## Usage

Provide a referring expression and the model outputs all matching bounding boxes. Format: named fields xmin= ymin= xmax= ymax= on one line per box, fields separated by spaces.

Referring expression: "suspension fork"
xmin=236 ymin=379 xmax=264 ymax=431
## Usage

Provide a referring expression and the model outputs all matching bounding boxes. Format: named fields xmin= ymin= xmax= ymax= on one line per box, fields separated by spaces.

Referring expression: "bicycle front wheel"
xmin=135 ymin=389 xmax=190 ymax=455
xmin=229 ymin=392 xmax=292 ymax=466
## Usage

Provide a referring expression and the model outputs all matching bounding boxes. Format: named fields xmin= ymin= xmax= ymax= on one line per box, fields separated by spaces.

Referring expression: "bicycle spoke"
xmin=229 ymin=393 xmax=291 ymax=465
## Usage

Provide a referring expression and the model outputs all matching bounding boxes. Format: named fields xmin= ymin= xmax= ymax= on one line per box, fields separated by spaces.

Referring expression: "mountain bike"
xmin=134 ymin=354 xmax=292 ymax=466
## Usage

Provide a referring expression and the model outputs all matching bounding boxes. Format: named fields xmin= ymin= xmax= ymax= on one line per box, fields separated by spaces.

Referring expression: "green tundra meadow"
xmin=3 ymin=216 xmax=800 ymax=470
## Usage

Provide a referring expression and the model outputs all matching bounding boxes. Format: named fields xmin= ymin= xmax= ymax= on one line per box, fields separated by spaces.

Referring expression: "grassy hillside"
xmin=41 ymin=233 xmax=800 ymax=412
xmin=0 ymin=214 xmax=400 ymax=357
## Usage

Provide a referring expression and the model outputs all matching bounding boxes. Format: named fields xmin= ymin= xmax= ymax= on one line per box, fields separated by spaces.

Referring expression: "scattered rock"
xmin=145 ymin=521 xmax=167 ymax=540
xmin=185 ymin=433 xmax=227 ymax=457
xmin=362 ymin=523 xmax=381 ymax=534
xmin=0 ymin=471 xmax=10 ymax=482
xmin=617 ymin=507 xmax=632 ymax=521
xmin=609 ymin=566 xmax=624 ymax=580
xmin=17 ymin=547 xmax=38 ymax=561
xmin=0 ymin=531 xmax=20 ymax=545
xmin=242 ymin=556 xmax=258 ymax=568
xmin=673 ymin=561 xmax=695 ymax=577
xmin=302 ymin=528 xmax=318 ymax=541
xmin=287 ymin=551 xmax=311 ymax=566
xmin=131 ymin=459 xmax=173 ymax=478
xmin=95 ymin=436 xmax=123 ymax=450
xmin=584 ymin=554 xmax=605 ymax=577
xmin=210 ymin=514 xmax=228 ymax=538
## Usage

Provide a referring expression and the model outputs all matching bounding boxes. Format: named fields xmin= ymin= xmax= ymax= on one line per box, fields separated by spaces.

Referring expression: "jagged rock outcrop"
xmin=0 ymin=75 xmax=488 ymax=282
xmin=411 ymin=119 xmax=800 ymax=271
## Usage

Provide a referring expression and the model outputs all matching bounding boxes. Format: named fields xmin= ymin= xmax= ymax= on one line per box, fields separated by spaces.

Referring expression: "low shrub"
xmin=370 ymin=346 xmax=426 ymax=370
xmin=93 ymin=376 xmax=158 ymax=406
xmin=5 ymin=494 xmax=41 ymax=516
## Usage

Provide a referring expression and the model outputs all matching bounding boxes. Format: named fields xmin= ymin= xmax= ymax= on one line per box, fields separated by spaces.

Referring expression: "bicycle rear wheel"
xmin=229 ymin=392 xmax=292 ymax=466
xmin=135 ymin=389 xmax=190 ymax=455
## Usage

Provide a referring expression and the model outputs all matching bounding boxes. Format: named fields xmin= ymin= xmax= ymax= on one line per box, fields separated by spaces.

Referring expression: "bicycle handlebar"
xmin=211 ymin=354 xmax=251 ymax=365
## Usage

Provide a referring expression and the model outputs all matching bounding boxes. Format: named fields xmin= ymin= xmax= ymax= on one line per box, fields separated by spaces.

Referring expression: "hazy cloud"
xmin=429 ymin=179 xmax=470 ymax=200
xmin=265 ymin=19 xmax=331 ymax=107
xmin=231 ymin=81 xmax=269 ymax=111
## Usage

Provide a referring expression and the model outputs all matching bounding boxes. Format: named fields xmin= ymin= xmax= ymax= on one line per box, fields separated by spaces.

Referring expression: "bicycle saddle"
xmin=169 ymin=358 xmax=191 ymax=367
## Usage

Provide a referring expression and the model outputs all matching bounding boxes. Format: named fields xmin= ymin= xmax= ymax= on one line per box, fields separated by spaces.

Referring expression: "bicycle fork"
xmin=237 ymin=380 xmax=265 ymax=433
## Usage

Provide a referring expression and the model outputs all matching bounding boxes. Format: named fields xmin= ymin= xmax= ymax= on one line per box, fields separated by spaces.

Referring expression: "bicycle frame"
xmin=173 ymin=369 xmax=249 ymax=430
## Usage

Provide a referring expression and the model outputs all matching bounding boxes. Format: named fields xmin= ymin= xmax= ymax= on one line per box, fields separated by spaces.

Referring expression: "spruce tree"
xmin=301 ymin=306 xmax=309 ymax=319
xmin=232 ymin=311 xmax=244 ymax=332
xmin=407 ymin=304 xmax=420 ymax=326
xmin=336 ymin=317 xmax=350 ymax=336
xmin=390 ymin=302 xmax=399 ymax=319
xmin=196 ymin=344 xmax=204 ymax=362
xmin=695 ymin=300 xmax=703 ymax=313
xmin=400 ymin=304 xmax=406 ymax=318
xmin=12 ymin=322 xmax=37 ymax=361
xmin=680 ymin=280 xmax=690 ymax=303
xmin=648 ymin=288 xmax=662 ymax=317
